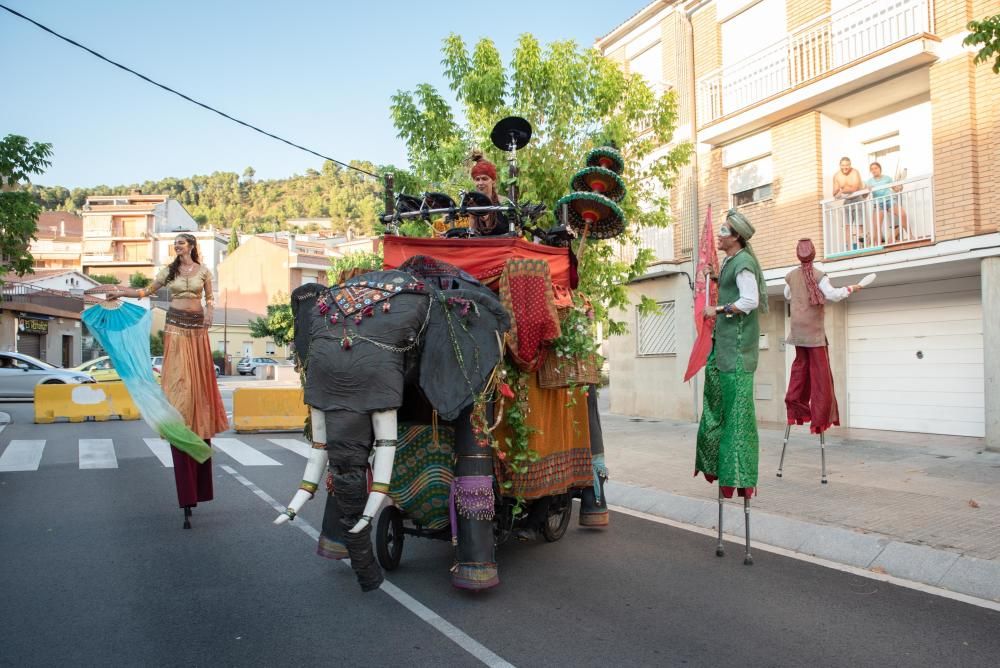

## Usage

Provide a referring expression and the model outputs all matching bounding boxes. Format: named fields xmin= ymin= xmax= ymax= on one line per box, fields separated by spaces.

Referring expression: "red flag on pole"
xmin=684 ymin=205 xmax=720 ymax=382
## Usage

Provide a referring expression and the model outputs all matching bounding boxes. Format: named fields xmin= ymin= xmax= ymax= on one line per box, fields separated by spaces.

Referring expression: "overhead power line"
xmin=0 ymin=3 xmax=381 ymax=180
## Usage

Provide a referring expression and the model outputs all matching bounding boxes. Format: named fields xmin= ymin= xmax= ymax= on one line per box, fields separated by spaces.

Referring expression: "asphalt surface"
xmin=2 ymin=402 xmax=1000 ymax=667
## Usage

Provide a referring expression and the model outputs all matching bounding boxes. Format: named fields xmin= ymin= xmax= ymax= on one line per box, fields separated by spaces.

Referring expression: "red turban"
xmin=470 ymin=155 xmax=497 ymax=181
xmin=797 ymin=239 xmax=825 ymax=306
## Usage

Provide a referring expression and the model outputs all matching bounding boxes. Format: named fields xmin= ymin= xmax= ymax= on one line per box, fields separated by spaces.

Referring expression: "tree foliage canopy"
xmin=965 ymin=15 xmax=1000 ymax=73
xmin=390 ymin=34 xmax=691 ymax=334
xmin=248 ymin=293 xmax=295 ymax=347
xmin=1 ymin=134 xmax=53 ymax=279
xmin=30 ymin=160 xmax=394 ymax=236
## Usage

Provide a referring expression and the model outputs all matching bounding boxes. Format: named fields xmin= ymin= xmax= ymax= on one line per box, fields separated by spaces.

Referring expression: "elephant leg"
xmin=326 ymin=410 xmax=383 ymax=592
xmin=451 ymin=405 xmax=499 ymax=590
xmin=311 ymin=411 xmax=347 ymax=560
xmin=579 ymin=384 xmax=610 ymax=527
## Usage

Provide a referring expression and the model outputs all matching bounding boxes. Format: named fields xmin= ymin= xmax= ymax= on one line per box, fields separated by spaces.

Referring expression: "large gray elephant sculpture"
xmin=276 ymin=257 xmax=510 ymax=592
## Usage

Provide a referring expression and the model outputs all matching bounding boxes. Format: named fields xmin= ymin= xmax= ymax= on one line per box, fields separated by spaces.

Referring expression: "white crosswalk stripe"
xmin=143 ymin=438 xmax=174 ymax=468
xmin=0 ymin=440 xmax=46 ymax=472
xmin=79 ymin=438 xmax=117 ymax=469
xmin=267 ymin=438 xmax=310 ymax=458
xmin=0 ymin=435 xmax=299 ymax=471
xmin=211 ymin=437 xmax=281 ymax=466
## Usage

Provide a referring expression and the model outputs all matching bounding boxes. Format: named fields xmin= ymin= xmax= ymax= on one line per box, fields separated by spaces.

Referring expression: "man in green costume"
xmin=695 ymin=209 xmax=767 ymax=564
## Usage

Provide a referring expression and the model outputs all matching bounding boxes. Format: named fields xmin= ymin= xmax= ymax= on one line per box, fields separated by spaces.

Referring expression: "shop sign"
xmin=20 ymin=318 xmax=49 ymax=334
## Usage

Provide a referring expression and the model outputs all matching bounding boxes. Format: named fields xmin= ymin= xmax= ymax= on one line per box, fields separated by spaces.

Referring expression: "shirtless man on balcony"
xmin=832 ymin=157 xmax=866 ymax=249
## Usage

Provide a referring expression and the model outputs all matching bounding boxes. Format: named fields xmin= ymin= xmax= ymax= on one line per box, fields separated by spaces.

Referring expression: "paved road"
xmin=2 ymin=404 xmax=999 ymax=667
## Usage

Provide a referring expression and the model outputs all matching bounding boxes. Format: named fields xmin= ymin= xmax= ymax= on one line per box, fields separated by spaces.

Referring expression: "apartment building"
xmin=30 ymin=212 xmax=83 ymax=271
xmin=598 ymin=0 xmax=1000 ymax=449
xmin=80 ymin=191 xmax=225 ymax=283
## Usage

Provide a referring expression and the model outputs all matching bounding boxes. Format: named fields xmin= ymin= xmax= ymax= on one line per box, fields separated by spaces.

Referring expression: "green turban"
xmin=726 ymin=208 xmax=768 ymax=313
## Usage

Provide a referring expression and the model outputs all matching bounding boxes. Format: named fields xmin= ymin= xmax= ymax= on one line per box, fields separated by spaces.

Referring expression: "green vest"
xmin=713 ymin=249 xmax=760 ymax=373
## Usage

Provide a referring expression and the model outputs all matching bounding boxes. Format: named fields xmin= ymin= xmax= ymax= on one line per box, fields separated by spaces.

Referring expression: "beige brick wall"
xmin=787 ymin=0 xmax=830 ymax=31
xmin=930 ymin=54 xmax=985 ymax=240
xmin=702 ymin=113 xmax=823 ymax=271
xmin=972 ymin=11 xmax=1000 ymax=233
xmin=934 ymin=0 xmax=974 ymax=37
xmin=691 ymin=4 xmax=720 ymax=79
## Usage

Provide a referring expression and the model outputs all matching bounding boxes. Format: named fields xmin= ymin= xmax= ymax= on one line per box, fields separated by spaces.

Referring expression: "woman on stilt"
xmin=100 ymin=234 xmax=228 ymax=528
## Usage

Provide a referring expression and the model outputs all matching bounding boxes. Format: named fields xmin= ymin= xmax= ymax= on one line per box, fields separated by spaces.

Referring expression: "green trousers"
xmin=695 ymin=350 xmax=759 ymax=491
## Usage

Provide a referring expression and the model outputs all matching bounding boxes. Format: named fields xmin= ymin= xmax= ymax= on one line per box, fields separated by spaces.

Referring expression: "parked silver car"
xmin=0 ymin=351 xmax=96 ymax=399
xmin=236 ymin=356 xmax=278 ymax=376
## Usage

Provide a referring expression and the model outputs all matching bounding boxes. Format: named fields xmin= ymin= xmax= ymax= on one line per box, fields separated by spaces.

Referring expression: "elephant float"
xmin=276 ymin=257 xmax=510 ymax=591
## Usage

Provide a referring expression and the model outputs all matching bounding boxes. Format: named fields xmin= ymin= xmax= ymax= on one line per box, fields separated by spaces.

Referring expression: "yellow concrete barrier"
xmin=233 ymin=387 xmax=307 ymax=433
xmin=34 ymin=382 xmax=142 ymax=423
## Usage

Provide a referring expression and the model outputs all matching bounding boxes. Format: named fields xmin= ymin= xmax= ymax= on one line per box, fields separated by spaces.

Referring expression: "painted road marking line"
xmin=79 ymin=438 xmax=117 ymax=469
xmin=212 ymin=438 xmax=280 ymax=466
xmin=221 ymin=466 xmax=515 ymax=668
xmin=0 ymin=440 xmax=45 ymax=472
xmin=267 ymin=438 xmax=310 ymax=458
xmin=610 ymin=504 xmax=1000 ymax=614
xmin=143 ymin=438 xmax=174 ymax=467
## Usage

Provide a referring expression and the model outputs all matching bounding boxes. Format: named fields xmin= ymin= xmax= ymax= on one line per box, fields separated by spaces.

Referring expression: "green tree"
xmin=89 ymin=273 xmax=120 ymax=285
xmin=1 ymin=135 xmax=53 ymax=280
xmin=390 ymin=34 xmax=691 ymax=334
xmin=227 ymin=225 xmax=241 ymax=253
xmin=328 ymin=250 xmax=384 ymax=283
xmin=965 ymin=15 xmax=1000 ymax=73
xmin=248 ymin=293 xmax=295 ymax=346
xmin=150 ymin=330 xmax=165 ymax=355
xmin=129 ymin=271 xmax=152 ymax=289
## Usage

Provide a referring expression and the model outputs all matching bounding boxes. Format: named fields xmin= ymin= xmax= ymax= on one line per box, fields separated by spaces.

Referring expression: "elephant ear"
xmin=290 ymin=282 xmax=324 ymax=369
xmin=419 ymin=287 xmax=511 ymax=421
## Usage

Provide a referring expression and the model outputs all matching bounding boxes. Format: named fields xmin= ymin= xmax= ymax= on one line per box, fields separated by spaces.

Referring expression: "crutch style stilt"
xmin=743 ymin=496 xmax=753 ymax=565
xmin=715 ymin=485 xmax=725 ymax=557
xmin=776 ymin=423 xmax=828 ymax=484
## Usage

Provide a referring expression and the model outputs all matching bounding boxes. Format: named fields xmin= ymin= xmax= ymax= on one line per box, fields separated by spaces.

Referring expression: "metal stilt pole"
xmin=777 ymin=423 xmax=791 ymax=477
xmin=743 ymin=496 xmax=753 ymax=565
xmin=820 ymin=431 xmax=828 ymax=484
xmin=715 ymin=485 xmax=725 ymax=557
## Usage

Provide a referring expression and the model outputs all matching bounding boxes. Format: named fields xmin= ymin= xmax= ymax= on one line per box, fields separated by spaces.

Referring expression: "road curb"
xmin=606 ymin=480 xmax=1000 ymax=603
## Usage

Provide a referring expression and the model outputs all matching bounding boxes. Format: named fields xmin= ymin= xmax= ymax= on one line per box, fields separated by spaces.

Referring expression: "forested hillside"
xmin=30 ymin=160 xmax=395 ymax=234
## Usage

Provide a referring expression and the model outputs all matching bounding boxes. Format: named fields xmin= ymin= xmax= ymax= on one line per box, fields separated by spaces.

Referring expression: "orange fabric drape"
xmin=493 ymin=373 xmax=593 ymax=500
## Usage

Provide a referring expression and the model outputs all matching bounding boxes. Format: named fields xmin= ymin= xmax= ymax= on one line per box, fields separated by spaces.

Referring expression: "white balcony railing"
xmin=615 ymin=225 xmax=675 ymax=265
xmin=697 ymin=0 xmax=931 ymax=125
xmin=821 ymin=173 xmax=934 ymax=257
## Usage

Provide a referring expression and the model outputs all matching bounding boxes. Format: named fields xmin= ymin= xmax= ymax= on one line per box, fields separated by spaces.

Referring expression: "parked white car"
xmin=0 ymin=352 xmax=96 ymax=399
xmin=150 ymin=355 xmax=221 ymax=377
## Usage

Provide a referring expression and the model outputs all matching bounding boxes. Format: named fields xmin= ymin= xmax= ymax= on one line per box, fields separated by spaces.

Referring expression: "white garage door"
xmin=846 ymin=276 xmax=984 ymax=437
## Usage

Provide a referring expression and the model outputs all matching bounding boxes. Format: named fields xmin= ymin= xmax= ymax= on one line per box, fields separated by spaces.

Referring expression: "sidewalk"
xmin=598 ymin=394 xmax=1000 ymax=603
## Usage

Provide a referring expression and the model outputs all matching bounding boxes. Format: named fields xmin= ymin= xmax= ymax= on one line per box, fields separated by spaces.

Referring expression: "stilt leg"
xmin=820 ymin=432 xmax=828 ymax=484
xmin=743 ymin=496 xmax=753 ymax=565
xmin=715 ymin=485 xmax=725 ymax=557
xmin=777 ymin=423 xmax=791 ymax=478
xmin=183 ymin=505 xmax=192 ymax=530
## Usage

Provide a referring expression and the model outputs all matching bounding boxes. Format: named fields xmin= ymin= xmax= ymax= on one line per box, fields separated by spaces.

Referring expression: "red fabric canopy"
xmin=382 ymin=236 xmax=572 ymax=290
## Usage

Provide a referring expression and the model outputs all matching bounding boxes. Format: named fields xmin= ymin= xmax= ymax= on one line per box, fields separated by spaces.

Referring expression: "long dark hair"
xmin=165 ymin=233 xmax=200 ymax=284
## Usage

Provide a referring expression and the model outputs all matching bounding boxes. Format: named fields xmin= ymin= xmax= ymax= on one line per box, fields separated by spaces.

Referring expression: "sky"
xmin=1 ymin=0 xmax=652 ymax=189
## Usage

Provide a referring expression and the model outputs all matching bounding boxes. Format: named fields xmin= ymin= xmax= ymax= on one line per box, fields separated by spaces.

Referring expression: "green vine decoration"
xmin=496 ymin=361 xmax=540 ymax=517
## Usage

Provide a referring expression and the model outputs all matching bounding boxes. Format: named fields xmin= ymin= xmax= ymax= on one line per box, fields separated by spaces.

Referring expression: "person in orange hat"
xmin=468 ymin=149 xmax=509 ymax=236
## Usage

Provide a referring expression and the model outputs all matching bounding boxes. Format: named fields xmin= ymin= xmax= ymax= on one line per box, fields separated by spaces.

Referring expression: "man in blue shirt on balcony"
xmin=866 ymin=161 xmax=909 ymax=244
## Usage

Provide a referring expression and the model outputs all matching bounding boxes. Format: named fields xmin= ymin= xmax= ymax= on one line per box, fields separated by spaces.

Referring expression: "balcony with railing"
xmin=615 ymin=225 xmax=675 ymax=265
xmin=697 ymin=0 xmax=934 ymax=128
xmin=1 ymin=283 xmax=85 ymax=313
xmin=821 ymin=173 xmax=933 ymax=258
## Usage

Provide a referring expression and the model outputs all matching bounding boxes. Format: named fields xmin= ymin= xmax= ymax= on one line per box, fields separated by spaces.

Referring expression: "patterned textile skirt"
xmin=163 ymin=308 xmax=228 ymax=507
xmin=493 ymin=372 xmax=593 ymax=500
xmin=695 ymin=350 xmax=759 ymax=499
